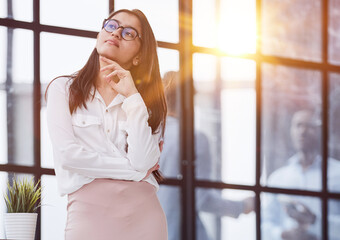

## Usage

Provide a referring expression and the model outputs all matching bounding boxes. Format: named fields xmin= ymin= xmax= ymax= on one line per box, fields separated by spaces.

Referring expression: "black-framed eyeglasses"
xmin=102 ymin=19 xmax=142 ymax=41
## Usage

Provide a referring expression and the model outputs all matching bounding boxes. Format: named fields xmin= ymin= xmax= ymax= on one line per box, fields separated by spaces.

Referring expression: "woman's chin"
xmin=98 ymin=53 xmax=117 ymax=63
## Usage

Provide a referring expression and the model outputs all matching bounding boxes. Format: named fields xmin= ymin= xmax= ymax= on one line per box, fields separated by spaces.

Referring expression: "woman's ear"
xmin=132 ymin=55 xmax=141 ymax=66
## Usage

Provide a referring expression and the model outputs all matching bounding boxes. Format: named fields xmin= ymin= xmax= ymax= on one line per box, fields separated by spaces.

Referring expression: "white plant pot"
xmin=5 ymin=213 xmax=38 ymax=240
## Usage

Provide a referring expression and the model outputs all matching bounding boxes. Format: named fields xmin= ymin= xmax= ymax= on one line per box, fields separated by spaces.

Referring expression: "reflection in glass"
xmin=329 ymin=0 xmax=340 ymax=65
xmin=157 ymin=48 xmax=179 ymax=77
xmin=193 ymin=53 xmax=219 ymax=182
xmin=221 ymin=57 xmax=256 ymax=185
xmin=328 ymin=199 xmax=340 ymax=240
xmin=328 ymin=73 xmax=340 ymax=193
xmin=193 ymin=54 xmax=255 ymax=185
xmin=41 ymin=106 xmax=54 ymax=169
xmin=115 ymin=0 xmax=179 ymax=43
xmin=157 ymin=185 xmax=182 ymax=240
xmin=262 ymin=0 xmax=321 ymax=61
xmin=159 ymin=71 xmax=181 ymax=179
xmin=196 ymin=188 xmax=255 ymax=240
xmin=40 ymin=0 xmax=107 ymax=31
xmin=40 ymin=33 xmax=96 ymax=83
xmin=261 ymin=64 xmax=322 ymax=190
xmin=41 ymin=175 xmax=67 ymax=240
xmin=262 ymin=193 xmax=321 ymax=240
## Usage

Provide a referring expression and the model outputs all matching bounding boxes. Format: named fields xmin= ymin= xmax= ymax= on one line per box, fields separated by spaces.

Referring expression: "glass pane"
xmin=193 ymin=0 xmax=217 ymax=48
xmin=1 ymin=28 xmax=33 ymax=84
xmin=196 ymin=188 xmax=255 ymax=240
xmin=328 ymin=73 xmax=340 ymax=193
xmin=329 ymin=0 xmax=340 ymax=65
xmin=0 ymin=91 xmax=7 ymax=164
xmin=193 ymin=53 xmax=217 ymax=90
xmin=193 ymin=53 xmax=219 ymax=182
xmin=0 ymin=27 xmax=5 ymax=83
xmin=157 ymin=48 xmax=179 ymax=78
xmin=115 ymin=0 xmax=179 ymax=43
xmin=262 ymin=193 xmax=322 ymax=240
xmin=218 ymin=0 xmax=256 ymax=54
xmin=40 ymin=33 xmax=96 ymax=84
xmin=159 ymin=71 xmax=181 ymax=180
xmin=221 ymin=57 xmax=256 ymax=185
xmin=12 ymin=29 xmax=33 ymax=83
xmin=194 ymin=54 xmax=255 ymax=185
xmin=329 ymin=199 xmax=340 ymax=240
xmin=261 ymin=64 xmax=322 ymax=191
xmin=157 ymin=185 xmax=182 ymax=240
xmin=4 ymin=80 xmax=34 ymax=166
xmin=0 ymin=0 xmax=6 ymax=19
xmin=41 ymin=105 xmax=54 ymax=169
xmin=0 ymin=0 xmax=33 ymax=22
xmin=40 ymin=0 xmax=108 ymax=31
xmin=262 ymin=0 xmax=322 ymax=62
xmin=0 ymin=171 xmax=8 ymax=239
xmin=41 ymin=175 xmax=67 ymax=240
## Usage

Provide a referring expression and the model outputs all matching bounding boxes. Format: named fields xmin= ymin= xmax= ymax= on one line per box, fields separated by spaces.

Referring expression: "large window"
xmin=1 ymin=0 xmax=340 ymax=239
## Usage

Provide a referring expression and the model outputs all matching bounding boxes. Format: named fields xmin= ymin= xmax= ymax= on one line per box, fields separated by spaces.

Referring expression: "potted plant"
xmin=4 ymin=176 xmax=42 ymax=240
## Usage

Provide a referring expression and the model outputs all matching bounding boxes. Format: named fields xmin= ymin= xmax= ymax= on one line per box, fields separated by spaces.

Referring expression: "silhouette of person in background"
xmin=262 ymin=109 xmax=340 ymax=240
xmin=157 ymin=71 xmax=255 ymax=240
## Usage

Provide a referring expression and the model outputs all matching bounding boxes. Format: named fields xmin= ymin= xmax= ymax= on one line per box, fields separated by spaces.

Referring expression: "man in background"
xmin=262 ymin=109 xmax=340 ymax=240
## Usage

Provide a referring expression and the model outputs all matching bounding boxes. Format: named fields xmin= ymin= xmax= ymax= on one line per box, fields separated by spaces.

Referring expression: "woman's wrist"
xmin=126 ymin=89 xmax=139 ymax=98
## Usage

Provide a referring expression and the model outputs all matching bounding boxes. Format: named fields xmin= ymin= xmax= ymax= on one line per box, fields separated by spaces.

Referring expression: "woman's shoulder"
xmin=48 ymin=76 xmax=74 ymax=93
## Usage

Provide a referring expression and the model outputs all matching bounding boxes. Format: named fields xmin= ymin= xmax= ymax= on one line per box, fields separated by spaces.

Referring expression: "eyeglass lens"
xmin=104 ymin=19 xmax=138 ymax=41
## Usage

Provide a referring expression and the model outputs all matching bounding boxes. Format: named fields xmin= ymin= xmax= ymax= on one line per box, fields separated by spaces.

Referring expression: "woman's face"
xmin=96 ymin=12 xmax=142 ymax=69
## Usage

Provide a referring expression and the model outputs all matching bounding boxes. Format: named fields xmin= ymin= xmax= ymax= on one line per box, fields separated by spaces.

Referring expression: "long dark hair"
xmin=45 ymin=9 xmax=167 ymax=183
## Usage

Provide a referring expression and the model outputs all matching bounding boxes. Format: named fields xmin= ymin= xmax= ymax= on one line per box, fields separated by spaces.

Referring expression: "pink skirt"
xmin=65 ymin=179 xmax=168 ymax=240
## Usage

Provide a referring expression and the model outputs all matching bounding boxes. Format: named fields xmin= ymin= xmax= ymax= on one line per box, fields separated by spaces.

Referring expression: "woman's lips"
xmin=105 ymin=39 xmax=119 ymax=47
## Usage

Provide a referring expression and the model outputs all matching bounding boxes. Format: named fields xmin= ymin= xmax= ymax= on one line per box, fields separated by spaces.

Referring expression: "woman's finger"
xmin=105 ymin=70 xmax=119 ymax=79
xmin=100 ymin=63 xmax=122 ymax=72
xmin=100 ymin=56 xmax=124 ymax=70
xmin=100 ymin=55 xmax=114 ymax=63
xmin=100 ymin=65 xmax=116 ymax=72
xmin=106 ymin=78 xmax=117 ymax=87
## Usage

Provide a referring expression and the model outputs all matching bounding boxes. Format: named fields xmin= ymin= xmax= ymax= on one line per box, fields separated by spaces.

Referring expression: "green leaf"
xmin=3 ymin=176 xmax=42 ymax=213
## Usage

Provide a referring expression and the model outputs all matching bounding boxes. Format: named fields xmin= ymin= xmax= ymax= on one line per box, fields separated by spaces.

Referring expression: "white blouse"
xmin=46 ymin=77 xmax=162 ymax=196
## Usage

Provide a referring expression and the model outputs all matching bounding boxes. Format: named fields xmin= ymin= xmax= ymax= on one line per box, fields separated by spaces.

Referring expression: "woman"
xmin=45 ymin=9 xmax=167 ymax=240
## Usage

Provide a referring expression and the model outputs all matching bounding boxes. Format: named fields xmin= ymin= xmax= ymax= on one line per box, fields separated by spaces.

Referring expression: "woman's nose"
xmin=111 ymin=28 xmax=122 ymax=39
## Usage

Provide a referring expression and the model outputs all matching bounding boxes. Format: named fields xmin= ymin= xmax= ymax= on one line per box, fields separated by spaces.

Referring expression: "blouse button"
xmin=82 ymin=121 xmax=86 ymax=125
xmin=106 ymin=109 xmax=108 ymax=113
xmin=107 ymin=129 xmax=110 ymax=133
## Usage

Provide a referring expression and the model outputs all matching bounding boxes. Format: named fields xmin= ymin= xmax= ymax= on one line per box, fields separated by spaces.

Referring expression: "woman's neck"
xmin=95 ymin=58 xmax=116 ymax=89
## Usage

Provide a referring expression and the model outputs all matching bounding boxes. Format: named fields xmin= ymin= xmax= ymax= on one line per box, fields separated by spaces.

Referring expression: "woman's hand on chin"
xmin=100 ymin=56 xmax=138 ymax=98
